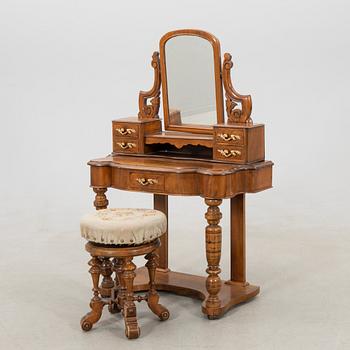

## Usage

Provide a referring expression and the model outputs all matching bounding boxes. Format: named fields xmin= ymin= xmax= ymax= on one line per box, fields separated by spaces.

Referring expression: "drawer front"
xmin=214 ymin=128 xmax=245 ymax=146
xmin=113 ymin=140 xmax=139 ymax=153
xmin=214 ymin=145 xmax=245 ymax=163
xmin=113 ymin=123 xmax=139 ymax=139
xmin=129 ymin=172 xmax=165 ymax=192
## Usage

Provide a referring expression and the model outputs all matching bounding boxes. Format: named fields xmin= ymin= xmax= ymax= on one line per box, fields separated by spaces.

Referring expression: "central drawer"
xmin=129 ymin=172 xmax=165 ymax=192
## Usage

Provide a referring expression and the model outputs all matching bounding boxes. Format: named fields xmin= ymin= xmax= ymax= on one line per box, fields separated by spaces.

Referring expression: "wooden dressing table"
xmin=88 ymin=29 xmax=273 ymax=319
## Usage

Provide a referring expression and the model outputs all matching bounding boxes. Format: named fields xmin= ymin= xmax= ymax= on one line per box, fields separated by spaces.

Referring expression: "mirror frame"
xmin=160 ymin=29 xmax=224 ymax=134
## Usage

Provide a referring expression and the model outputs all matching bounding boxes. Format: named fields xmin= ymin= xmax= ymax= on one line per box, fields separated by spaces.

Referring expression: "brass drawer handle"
xmin=136 ymin=178 xmax=158 ymax=186
xmin=218 ymin=149 xmax=241 ymax=158
xmin=218 ymin=133 xmax=241 ymax=142
xmin=116 ymin=127 xmax=136 ymax=136
xmin=117 ymin=142 xmax=136 ymax=149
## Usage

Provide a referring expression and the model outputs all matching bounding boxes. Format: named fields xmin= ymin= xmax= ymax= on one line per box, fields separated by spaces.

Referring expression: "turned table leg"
xmin=153 ymin=194 xmax=169 ymax=271
xmin=93 ymin=187 xmax=108 ymax=210
xmin=204 ymin=198 xmax=223 ymax=319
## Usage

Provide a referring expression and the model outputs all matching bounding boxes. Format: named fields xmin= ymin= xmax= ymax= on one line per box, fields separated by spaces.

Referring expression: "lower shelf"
xmin=134 ymin=267 xmax=260 ymax=318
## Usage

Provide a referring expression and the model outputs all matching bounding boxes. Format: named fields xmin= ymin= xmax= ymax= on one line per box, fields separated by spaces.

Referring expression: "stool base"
xmin=80 ymin=239 xmax=169 ymax=339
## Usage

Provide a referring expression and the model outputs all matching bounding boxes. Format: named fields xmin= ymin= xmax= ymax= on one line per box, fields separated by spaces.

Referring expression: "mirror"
xmin=166 ymin=36 xmax=216 ymax=126
xmin=160 ymin=30 xmax=224 ymax=134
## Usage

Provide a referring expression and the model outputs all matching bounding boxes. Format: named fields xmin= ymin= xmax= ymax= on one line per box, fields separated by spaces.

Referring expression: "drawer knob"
xmin=218 ymin=133 xmax=241 ymax=142
xmin=217 ymin=149 xmax=241 ymax=158
xmin=136 ymin=178 xmax=158 ymax=186
xmin=117 ymin=142 xmax=136 ymax=149
xmin=116 ymin=127 xmax=136 ymax=136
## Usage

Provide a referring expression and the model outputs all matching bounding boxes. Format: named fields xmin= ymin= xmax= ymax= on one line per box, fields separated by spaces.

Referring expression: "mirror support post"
xmin=138 ymin=52 xmax=161 ymax=120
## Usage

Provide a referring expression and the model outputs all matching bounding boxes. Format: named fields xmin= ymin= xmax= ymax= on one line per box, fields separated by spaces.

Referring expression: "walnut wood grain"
xmin=121 ymin=257 xmax=140 ymax=339
xmin=89 ymin=155 xmax=273 ymax=198
xmin=93 ymin=187 xmax=108 ymax=210
xmin=87 ymin=30 xmax=273 ymax=321
xmin=100 ymin=257 xmax=114 ymax=298
xmin=213 ymin=124 xmax=265 ymax=164
xmin=88 ymin=154 xmax=272 ymax=318
xmin=80 ymin=255 xmax=106 ymax=331
xmin=204 ymin=198 xmax=223 ymax=319
xmin=145 ymin=131 xmax=213 ymax=148
xmin=222 ymin=53 xmax=252 ymax=125
xmin=112 ymin=118 xmax=161 ymax=154
xmin=81 ymin=239 xmax=169 ymax=339
xmin=145 ymin=252 xmax=170 ymax=320
xmin=153 ymin=194 xmax=169 ymax=271
xmin=227 ymin=194 xmax=247 ymax=284
xmin=133 ymin=267 xmax=259 ymax=318
xmin=138 ymin=52 xmax=161 ymax=120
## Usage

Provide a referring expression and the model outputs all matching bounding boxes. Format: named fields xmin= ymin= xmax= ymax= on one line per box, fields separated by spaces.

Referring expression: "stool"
xmin=79 ymin=208 xmax=170 ymax=339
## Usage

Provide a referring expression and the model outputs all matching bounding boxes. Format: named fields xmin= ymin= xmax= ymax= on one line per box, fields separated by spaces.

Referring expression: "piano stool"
xmin=79 ymin=208 xmax=170 ymax=339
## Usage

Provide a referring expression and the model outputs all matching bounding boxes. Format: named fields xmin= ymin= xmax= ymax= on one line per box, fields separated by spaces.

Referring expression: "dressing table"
xmin=88 ymin=29 xmax=273 ymax=319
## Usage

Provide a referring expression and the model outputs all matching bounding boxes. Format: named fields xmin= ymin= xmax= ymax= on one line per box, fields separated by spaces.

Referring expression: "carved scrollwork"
xmin=222 ymin=53 xmax=253 ymax=125
xmin=138 ymin=52 xmax=161 ymax=119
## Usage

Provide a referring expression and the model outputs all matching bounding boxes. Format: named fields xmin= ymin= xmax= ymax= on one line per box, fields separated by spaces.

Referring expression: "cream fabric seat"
xmin=80 ymin=208 xmax=167 ymax=245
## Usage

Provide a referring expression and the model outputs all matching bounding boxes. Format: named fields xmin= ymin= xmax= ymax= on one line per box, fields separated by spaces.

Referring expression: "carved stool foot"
xmin=145 ymin=251 xmax=170 ymax=321
xmin=80 ymin=256 xmax=106 ymax=331
xmin=81 ymin=300 xmax=105 ymax=331
xmin=123 ymin=304 xmax=141 ymax=339
xmin=147 ymin=292 xmax=170 ymax=321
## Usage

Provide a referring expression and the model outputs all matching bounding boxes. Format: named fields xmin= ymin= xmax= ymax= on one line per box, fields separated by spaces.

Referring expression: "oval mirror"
xmin=160 ymin=30 xmax=224 ymax=134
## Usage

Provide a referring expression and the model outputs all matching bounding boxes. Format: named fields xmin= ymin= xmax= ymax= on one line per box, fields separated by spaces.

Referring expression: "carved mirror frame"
xmin=138 ymin=29 xmax=254 ymax=131
xmin=159 ymin=29 xmax=225 ymax=134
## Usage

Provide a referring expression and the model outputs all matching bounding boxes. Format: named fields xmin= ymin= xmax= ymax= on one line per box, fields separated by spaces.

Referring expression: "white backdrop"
xmin=1 ymin=1 xmax=349 ymax=349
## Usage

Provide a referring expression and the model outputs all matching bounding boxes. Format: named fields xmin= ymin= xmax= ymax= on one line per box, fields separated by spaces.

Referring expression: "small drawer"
xmin=129 ymin=172 xmax=165 ymax=192
xmin=113 ymin=140 xmax=139 ymax=153
xmin=214 ymin=128 xmax=245 ymax=146
xmin=214 ymin=145 xmax=245 ymax=163
xmin=113 ymin=123 xmax=139 ymax=139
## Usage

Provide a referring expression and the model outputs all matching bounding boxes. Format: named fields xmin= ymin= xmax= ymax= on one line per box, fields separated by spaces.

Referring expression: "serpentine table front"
xmin=88 ymin=154 xmax=273 ymax=319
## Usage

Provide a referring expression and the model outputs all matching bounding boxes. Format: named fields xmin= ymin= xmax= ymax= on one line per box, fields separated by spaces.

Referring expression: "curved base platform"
xmin=134 ymin=267 xmax=259 ymax=318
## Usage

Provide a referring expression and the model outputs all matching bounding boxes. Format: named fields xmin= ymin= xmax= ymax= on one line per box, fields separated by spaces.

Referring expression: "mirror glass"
xmin=165 ymin=35 xmax=217 ymax=127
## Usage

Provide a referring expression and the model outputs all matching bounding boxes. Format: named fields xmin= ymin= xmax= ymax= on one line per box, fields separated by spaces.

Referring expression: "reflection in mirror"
xmin=165 ymin=35 xmax=216 ymax=126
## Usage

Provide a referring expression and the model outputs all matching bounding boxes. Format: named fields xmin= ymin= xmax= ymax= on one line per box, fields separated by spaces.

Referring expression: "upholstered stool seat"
xmin=80 ymin=208 xmax=167 ymax=245
xmin=80 ymin=208 xmax=169 ymax=339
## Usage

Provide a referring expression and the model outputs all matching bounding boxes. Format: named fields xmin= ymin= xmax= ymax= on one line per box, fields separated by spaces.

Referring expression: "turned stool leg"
xmin=100 ymin=257 xmax=114 ymax=298
xmin=145 ymin=252 xmax=170 ymax=321
xmin=108 ymin=258 xmax=122 ymax=314
xmin=120 ymin=257 xmax=140 ymax=339
xmin=81 ymin=255 xmax=106 ymax=331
